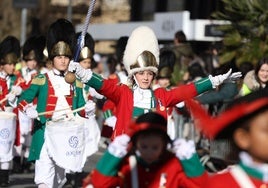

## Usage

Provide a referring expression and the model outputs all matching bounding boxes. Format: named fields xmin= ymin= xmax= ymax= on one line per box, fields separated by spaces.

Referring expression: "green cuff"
xmin=96 ymin=151 xmax=122 ymax=176
xmin=103 ymin=110 xmax=113 ymax=119
xmin=180 ymin=153 xmax=204 ymax=177
xmin=86 ymin=73 xmax=103 ymax=90
xmin=194 ymin=77 xmax=213 ymax=94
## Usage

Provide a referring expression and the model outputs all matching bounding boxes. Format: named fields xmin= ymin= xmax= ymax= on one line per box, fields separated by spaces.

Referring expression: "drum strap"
xmin=230 ymin=165 xmax=256 ymax=188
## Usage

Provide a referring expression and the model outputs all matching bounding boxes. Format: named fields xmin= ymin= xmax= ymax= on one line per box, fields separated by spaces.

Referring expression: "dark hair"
xmin=188 ymin=62 xmax=207 ymax=80
xmin=131 ymin=112 xmax=171 ymax=146
xmin=159 ymin=48 xmax=176 ymax=71
xmin=174 ymin=30 xmax=187 ymax=43
xmin=136 ymin=112 xmax=167 ymax=125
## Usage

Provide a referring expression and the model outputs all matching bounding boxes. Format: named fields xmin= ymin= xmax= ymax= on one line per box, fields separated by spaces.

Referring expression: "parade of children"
xmin=8 ymin=5 xmax=268 ymax=188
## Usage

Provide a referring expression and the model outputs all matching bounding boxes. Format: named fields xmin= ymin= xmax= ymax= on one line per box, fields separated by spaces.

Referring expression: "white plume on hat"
xmin=123 ymin=26 xmax=159 ymax=77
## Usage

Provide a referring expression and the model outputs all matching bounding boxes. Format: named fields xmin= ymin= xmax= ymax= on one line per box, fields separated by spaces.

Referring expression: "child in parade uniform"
xmin=84 ymin=112 xmax=207 ymax=188
xmin=75 ymin=32 xmax=104 ymax=102
xmin=68 ymin=26 xmax=242 ymax=140
xmin=186 ymin=88 xmax=268 ymax=187
xmin=63 ymin=32 xmax=102 ymax=188
xmin=0 ymin=36 xmax=23 ymax=186
xmin=101 ymin=37 xmax=129 ymax=140
xmin=13 ymin=35 xmax=47 ymax=174
xmin=17 ymin=19 xmax=95 ymax=188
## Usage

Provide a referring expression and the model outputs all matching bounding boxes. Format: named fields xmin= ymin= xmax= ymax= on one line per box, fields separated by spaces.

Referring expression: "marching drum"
xmin=45 ymin=115 xmax=99 ymax=172
xmin=0 ymin=112 xmax=16 ymax=162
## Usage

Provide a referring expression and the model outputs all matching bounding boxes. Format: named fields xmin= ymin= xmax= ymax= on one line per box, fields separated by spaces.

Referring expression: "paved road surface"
xmin=8 ymin=148 xmax=105 ymax=188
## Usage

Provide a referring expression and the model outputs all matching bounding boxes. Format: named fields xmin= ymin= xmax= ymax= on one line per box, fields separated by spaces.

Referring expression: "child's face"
xmin=53 ymin=56 xmax=70 ymax=71
xmin=235 ymin=110 xmax=268 ymax=163
xmin=157 ymin=78 xmax=170 ymax=88
xmin=134 ymin=70 xmax=154 ymax=89
xmin=2 ymin=63 xmax=15 ymax=75
xmin=136 ymin=134 xmax=165 ymax=164
xmin=26 ymin=59 xmax=37 ymax=70
xmin=79 ymin=59 xmax=92 ymax=69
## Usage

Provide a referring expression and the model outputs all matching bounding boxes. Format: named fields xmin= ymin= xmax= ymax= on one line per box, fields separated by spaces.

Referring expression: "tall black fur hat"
xmin=23 ymin=35 xmax=46 ymax=64
xmin=46 ymin=18 xmax=76 ymax=60
xmin=75 ymin=32 xmax=95 ymax=61
xmin=0 ymin=36 xmax=21 ymax=65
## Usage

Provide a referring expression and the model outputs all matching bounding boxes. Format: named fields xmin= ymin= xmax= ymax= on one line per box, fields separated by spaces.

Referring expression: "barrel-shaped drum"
xmin=0 ymin=112 xmax=16 ymax=162
xmin=45 ymin=116 xmax=89 ymax=172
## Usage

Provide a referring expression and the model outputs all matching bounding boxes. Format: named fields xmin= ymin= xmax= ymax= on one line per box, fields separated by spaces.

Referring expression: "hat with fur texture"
xmin=123 ymin=26 xmax=159 ymax=77
xmin=47 ymin=18 xmax=76 ymax=60
xmin=0 ymin=36 xmax=20 ymax=65
xmin=23 ymin=35 xmax=46 ymax=64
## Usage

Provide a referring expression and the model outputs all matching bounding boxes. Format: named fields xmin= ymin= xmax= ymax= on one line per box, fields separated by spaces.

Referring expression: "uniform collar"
xmin=53 ymin=68 xmax=65 ymax=77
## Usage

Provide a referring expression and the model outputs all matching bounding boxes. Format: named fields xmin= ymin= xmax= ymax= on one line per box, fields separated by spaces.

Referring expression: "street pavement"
xmin=8 ymin=148 xmax=105 ymax=188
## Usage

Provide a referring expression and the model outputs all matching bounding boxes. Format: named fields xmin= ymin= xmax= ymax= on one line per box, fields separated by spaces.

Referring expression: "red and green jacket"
xmin=205 ymin=162 xmax=268 ymax=187
xmin=85 ymin=73 xmax=213 ymax=140
xmin=88 ymin=150 xmax=207 ymax=188
xmin=17 ymin=73 xmax=86 ymax=161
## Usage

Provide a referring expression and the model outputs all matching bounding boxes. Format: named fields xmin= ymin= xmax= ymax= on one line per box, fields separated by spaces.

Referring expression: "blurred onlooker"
xmin=169 ymin=30 xmax=195 ymax=86
xmin=184 ymin=62 xmax=207 ymax=83
xmin=239 ymin=57 xmax=268 ymax=96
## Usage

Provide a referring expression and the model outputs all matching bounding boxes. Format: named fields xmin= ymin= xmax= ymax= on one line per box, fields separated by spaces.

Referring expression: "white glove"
xmin=172 ymin=138 xmax=196 ymax=160
xmin=6 ymin=93 xmax=16 ymax=103
xmin=68 ymin=60 xmax=92 ymax=83
xmin=11 ymin=85 xmax=23 ymax=96
xmin=88 ymin=87 xmax=104 ymax=99
xmin=105 ymin=116 xmax=117 ymax=130
xmin=24 ymin=105 xmax=38 ymax=119
xmin=209 ymin=69 xmax=242 ymax=88
xmin=108 ymin=134 xmax=130 ymax=158
xmin=85 ymin=100 xmax=96 ymax=118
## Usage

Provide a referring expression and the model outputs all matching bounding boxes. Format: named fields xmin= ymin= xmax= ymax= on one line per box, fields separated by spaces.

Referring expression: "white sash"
xmin=47 ymin=71 xmax=74 ymax=120
xmin=0 ymin=112 xmax=16 ymax=162
xmin=230 ymin=165 xmax=256 ymax=188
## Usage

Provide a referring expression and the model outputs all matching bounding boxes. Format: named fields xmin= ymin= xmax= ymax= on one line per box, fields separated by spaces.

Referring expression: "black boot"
xmin=22 ymin=157 xmax=32 ymax=173
xmin=12 ymin=156 xmax=22 ymax=173
xmin=0 ymin=170 xmax=10 ymax=187
xmin=63 ymin=173 xmax=74 ymax=188
xmin=74 ymin=172 xmax=85 ymax=187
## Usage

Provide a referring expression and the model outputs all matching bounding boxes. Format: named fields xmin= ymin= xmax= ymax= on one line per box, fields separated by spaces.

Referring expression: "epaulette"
xmin=31 ymin=74 xmax=46 ymax=85
xmin=75 ymin=79 xmax=83 ymax=88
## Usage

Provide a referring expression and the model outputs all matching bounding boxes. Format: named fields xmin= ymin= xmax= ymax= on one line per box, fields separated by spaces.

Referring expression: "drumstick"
xmin=0 ymin=81 xmax=22 ymax=105
xmin=38 ymin=106 xmax=85 ymax=116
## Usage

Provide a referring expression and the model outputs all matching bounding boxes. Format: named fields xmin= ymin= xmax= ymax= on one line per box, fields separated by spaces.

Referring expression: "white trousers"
xmin=13 ymin=132 xmax=32 ymax=158
xmin=34 ymin=143 xmax=66 ymax=188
